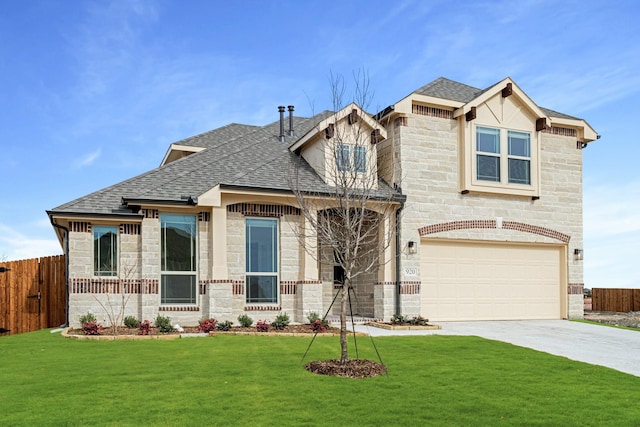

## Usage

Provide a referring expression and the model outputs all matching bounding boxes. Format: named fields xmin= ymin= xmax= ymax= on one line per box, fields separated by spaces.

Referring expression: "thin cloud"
xmin=76 ymin=147 xmax=102 ymax=168
xmin=0 ymin=224 xmax=62 ymax=261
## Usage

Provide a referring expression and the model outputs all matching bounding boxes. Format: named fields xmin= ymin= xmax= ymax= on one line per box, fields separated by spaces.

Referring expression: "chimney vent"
xmin=278 ymin=106 xmax=285 ymax=142
xmin=287 ymin=105 xmax=295 ymax=137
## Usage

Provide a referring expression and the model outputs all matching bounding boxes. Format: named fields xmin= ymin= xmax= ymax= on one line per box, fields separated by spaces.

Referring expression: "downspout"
xmin=395 ymin=202 xmax=404 ymax=317
xmin=50 ymin=219 xmax=70 ymax=327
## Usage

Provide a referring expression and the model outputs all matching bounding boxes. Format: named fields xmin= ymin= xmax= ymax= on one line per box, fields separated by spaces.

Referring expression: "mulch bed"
xmin=305 ymin=359 xmax=387 ymax=378
xmin=67 ymin=324 xmax=341 ymax=337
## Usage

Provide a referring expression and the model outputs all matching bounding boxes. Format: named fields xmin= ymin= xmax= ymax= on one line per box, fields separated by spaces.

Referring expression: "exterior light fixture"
xmin=408 ymin=241 xmax=417 ymax=255
xmin=574 ymin=249 xmax=584 ymax=261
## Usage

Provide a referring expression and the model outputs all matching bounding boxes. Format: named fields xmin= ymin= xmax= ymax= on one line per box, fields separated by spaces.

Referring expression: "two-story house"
xmin=48 ymin=77 xmax=597 ymax=327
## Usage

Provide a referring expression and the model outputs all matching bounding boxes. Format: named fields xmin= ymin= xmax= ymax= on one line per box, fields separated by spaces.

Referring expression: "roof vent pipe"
xmin=278 ymin=106 xmax=286 ymax=142
xmin=287 ymin=105 xmax=295 ymax=136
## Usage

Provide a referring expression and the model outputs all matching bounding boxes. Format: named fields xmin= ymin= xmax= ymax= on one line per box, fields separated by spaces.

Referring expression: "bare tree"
xmin=93 ymin=262 xmax=136 ymax=336
xmin=290 ymin=71 xmax=401 ymax=364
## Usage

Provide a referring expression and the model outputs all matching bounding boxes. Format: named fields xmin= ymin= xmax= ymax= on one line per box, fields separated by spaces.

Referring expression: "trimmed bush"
xmin=271 ymin=312 xmax=290 ymax=330
xmin=138 ymin=320 xmax=151 ymax=335
xmin=256 ymin=320 xmax=270 ymax=332
xmin=217 ymin=320 xmax=233 ymax=331
xmin=198 ymin=318 xmax=218 ymax=333
xmin=155 ymin=315 xmax=174 ymax=333
xmin=82 ymin=320 xmax=102 ymax=335
xmin=124 ymin=316 xmax=140 ymax=329
xmin=237 ymin=314 xmax=253 ymax=328
xmin=79 ymin=312 xmax=96 ymax=325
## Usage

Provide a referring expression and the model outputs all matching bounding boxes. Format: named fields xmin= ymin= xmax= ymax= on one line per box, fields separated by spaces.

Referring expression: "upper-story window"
xmin=94 ymin=226 xmax=117 ymax=276
xmin=336 ymin=144 xmax=367 ymax=173
xmin=476 ymin=126 xmax=531 ymax=186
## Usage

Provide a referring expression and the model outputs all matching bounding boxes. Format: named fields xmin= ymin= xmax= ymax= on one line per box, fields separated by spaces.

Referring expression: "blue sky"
xmin=1 ymin=0 xmax=638 ymax=288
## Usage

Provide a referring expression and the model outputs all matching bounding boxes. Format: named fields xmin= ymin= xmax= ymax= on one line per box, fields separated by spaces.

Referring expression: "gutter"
xmin=395 ymin=196 xmax=404 ymax=317
xmin=49 ymin=218 xmax=70 ymax=328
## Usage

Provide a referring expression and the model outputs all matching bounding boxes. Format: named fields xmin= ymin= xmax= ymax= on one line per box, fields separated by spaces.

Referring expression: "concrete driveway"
xmin=353 ymin=320 xmax=640 ymax=377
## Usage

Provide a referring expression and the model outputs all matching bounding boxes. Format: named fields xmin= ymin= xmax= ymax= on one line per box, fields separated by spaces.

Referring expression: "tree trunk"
xmin=339 ymin=281 xmax=349 ymax=363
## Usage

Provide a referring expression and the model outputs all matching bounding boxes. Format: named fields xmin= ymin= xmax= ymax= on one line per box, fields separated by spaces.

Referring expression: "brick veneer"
xmin=418 ymin=220 xmax=571 ymax=243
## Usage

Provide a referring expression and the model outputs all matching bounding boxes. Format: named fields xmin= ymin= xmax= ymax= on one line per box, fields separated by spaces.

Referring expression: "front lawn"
xmin=1 ymin=329 xmax=638 ymax=426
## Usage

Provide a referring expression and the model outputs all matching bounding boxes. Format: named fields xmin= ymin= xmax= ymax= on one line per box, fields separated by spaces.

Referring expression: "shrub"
xmin=311 ymin=319 xmax=328 ymax=333
xmin=79 ymin=312 xmax=96 ymax=325
xmin=307 ymin=311 xmax=321 ymax=324
xmin=390 ymin=314 xmax=408 ymax=325
xmin=198 ymin=318 xmax=218 ymax=333
xmin=409 ymin=316 xmax=429 ymax=326
xmin=217 ymin=320 xmax=233 ymax=331
xmin=138 ymin=320 xmax=151 ymax=335
xmin=155 ymin=315 xmax=174 ymax=333
xmin=271 ymin=312 xmax=290 ymax=330
xmin=256 ymin=320 xmax=270 ymax=332
xmin=237 ymin=314 xmax=253 ymax=328
xmin=81 ymin=320 xmax=102 ymax=335
xmin=124 ymin=316 xmax=140 ymax=329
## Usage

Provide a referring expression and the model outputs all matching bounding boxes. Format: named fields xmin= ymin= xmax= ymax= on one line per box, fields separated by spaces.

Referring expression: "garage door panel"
xmin=421 ymin=241 xmax=562 ymax=321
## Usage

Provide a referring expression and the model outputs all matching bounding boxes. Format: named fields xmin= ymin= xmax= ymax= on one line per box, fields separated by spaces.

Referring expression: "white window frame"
xmin=335 ymin=143 xmax=367 ymax=174
xmin=93 ymin=225 xmax=118 ymax=277
xmin=245 ymin=217 xmax=279 ymax=304
xmin=469 ymin=125 xmax=537 ymax=196
xmin=160 ymin=214 xmax=198 ymax=305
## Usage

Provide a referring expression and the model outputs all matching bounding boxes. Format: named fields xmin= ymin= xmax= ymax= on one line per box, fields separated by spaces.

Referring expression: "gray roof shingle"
xmin=413 ymin=77 xmax=580 ymax=120
xmin=50 ymin=110 xmax=399 ymax=217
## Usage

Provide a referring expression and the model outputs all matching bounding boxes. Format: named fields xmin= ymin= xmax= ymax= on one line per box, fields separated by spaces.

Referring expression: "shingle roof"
xmin=50 ymin=110 xmax=399 ymax=217
xmin=413 ymin=77 xmax=580 ymax=120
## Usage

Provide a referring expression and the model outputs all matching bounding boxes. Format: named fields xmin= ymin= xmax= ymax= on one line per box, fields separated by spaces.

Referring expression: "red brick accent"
xmin=418 ymin=220 xmax=571 ymax=243
xmin=399 ymin=282 xmax=421 ymax=294
xmin=141 ymin=209 xmax=159 ymax=219
xmin=119 ymin=223 xmax=140 ymax=235
xmin=158 ymin=306 xmax=200 ymax=312
xmin=227 ymin=203 xmax=301 ymax=217
xmin=542 ymin=126 xmax=576 ymax=137
xmin=244 ymin=305 xmax=281 ymax=311
xmin=568 ymin=283 xmax=584 ymax=295
xmin=71 ymin=278 xmax=158 ymax=294
xmin=412 ymin=103 xmax=454 ymax=119
xmin=70 ymin=222 xmax=91 ymax=233
xmin=280 ymin=282 xmax=297 ymax=295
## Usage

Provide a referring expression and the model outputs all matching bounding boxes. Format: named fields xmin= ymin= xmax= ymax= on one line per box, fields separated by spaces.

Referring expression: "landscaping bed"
xmin=63 ymin=323 xmax=344 ymax=339
xmin=366 ymin=322 xmax=441 ymax=330
xmin=583 ymin=310 xmax=640 ymax=329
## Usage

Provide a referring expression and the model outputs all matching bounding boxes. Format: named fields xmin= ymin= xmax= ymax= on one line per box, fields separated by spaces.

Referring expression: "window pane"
xmin=477 ymin=155 xmax=500 ymax=182
xmin=508 ymin=131 xmax=530 ymax=157
xmin=246 ymin=275 xmax=277 ymax=303
xmin=509 ymin=159 xmax=530 ymax=184
xmin=161 ymin=215 xmax=196 ymax=272
xmin=94 ymin=226 xmax=117 ymax=276
xmin=161 ymin=275 xmax=196 ymax=304
xmin=246 ymin=218 xmax=277 ymax=273
xmin=337 ymin=144 xmax=350 ymax=172
xmin=476 ymin=127 xmax=500 ymax=153
xmin=354 ymin=146 xmax=366 ymax=173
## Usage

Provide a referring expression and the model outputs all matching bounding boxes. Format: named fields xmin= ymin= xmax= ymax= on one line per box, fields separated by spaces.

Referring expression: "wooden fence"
xmin=592 ymin=288 xmax=640 ymax=313
xmin=0 ymin=255 xmax=66 ymax=335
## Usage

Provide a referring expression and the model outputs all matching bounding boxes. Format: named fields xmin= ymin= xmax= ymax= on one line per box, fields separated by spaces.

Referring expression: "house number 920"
xmin=404 ymin=267 xmax=418 ymax=276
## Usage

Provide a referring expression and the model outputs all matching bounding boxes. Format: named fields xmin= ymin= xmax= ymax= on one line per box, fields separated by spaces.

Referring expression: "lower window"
xmin=161 ymin=275 xmax=197 ymax=304
xmin=246 ymin=276 xmax=278 ymax=303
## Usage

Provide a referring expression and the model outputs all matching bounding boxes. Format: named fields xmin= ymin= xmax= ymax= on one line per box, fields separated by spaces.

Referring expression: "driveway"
xmin=353 ymin=320 xmax=640 ymax=377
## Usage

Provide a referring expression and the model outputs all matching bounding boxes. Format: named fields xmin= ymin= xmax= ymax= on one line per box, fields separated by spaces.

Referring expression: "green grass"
xmin=1 ymin=330 xmax=639 ymax=426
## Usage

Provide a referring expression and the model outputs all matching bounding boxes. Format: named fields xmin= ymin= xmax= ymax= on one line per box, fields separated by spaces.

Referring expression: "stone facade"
xmin=60 ymin=78 xmax=595 ymax=328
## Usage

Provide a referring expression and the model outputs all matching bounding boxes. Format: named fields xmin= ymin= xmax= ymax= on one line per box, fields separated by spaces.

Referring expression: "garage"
xmin=420 ymin=240 xmax=565 ymax=321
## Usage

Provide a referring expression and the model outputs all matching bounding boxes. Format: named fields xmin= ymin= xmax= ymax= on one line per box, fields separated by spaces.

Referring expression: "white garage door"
xmin=420 ymin=240 xmax=563 ymax=321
